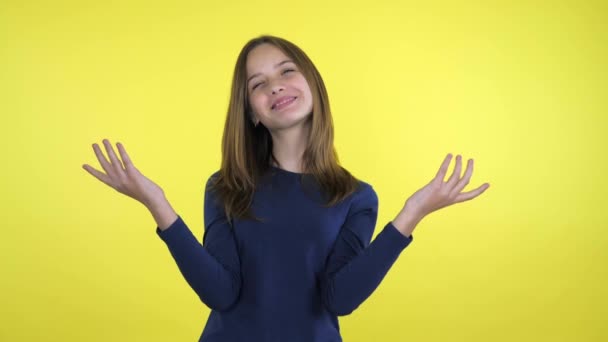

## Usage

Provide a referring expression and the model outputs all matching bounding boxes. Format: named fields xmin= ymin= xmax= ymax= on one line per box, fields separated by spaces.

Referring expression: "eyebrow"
xmin=247 ymin=60 xmax=295 ymax=86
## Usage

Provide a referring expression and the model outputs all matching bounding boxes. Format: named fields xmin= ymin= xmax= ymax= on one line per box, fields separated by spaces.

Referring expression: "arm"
xmin=154 ymin=173 xmax=241 ymax=311
xmin=320 ymin=183 xmax=414 ymax=316
xmin=148 ymin=195 xmax=179 ymax=231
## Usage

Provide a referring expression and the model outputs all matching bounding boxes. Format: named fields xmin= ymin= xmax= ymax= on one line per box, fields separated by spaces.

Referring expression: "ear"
xmin=251 ymin=114 xmax=260 ymax=127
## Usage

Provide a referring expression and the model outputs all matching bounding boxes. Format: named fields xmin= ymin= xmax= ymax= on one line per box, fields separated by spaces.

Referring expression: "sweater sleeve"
xmin=320 ymin=183 xmax=414 ymax=316
xmin=155 ymin=173 xmax=241 ymax=311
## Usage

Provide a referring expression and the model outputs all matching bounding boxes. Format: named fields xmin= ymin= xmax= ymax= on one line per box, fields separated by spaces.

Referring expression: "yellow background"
xmin=1 ymin=0 xmax=606 ymax=341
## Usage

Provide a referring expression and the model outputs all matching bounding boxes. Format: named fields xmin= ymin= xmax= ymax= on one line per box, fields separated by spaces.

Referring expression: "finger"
xmin=454 ymin=183 xmax=490 ymax=203
xmin=116 ymin=142 xmax=135 ymax=170
xmin=446 ymin=154 xmax=462 ymax=188
xmin=82 ymin=164 xmax=113 ymax=187
xmin=434 ymin=153 xmax=453 ymax=183
xmin=92 ymin=142 xmax=114 ymax=176
xmin=103 ymin=139 xmax=126 ymax=172
xmin=451 ymin=158 xmax=473 ymax=196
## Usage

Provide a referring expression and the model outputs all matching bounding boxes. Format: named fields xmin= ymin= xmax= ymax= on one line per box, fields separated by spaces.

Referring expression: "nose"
xmin=270 ymin=81 xmax=284 ymax=94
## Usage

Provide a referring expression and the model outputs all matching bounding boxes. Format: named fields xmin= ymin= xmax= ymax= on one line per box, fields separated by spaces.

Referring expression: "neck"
xmin=269 ymin=119 xmax=311 ymax=173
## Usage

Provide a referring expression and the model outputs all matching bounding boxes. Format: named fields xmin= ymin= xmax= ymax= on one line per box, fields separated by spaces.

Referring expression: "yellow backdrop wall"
xmin=1 ymin=0 xmax=606 ymax=341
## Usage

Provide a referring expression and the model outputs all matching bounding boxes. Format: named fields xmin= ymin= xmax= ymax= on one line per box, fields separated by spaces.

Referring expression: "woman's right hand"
xmin=82 ymin=139 xmax=165 ymax=208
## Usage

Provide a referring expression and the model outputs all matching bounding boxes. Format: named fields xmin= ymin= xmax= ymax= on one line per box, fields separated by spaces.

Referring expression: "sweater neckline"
xmin=270 ymin=165 xmax=309 ymax=176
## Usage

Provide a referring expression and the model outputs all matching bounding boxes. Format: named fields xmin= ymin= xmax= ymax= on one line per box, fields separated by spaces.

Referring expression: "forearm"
xmin=154 ymin=211 xmax=241 ymax=311
xmin=146 ymin=195 xmax=179 ymax=231
xmin=157 ymin=217 xmax=241 ymax=311
xmin=321 ymin=222 xmax=413 ymax=316
xmin=391 ymin=208 xmax=424 ymax=238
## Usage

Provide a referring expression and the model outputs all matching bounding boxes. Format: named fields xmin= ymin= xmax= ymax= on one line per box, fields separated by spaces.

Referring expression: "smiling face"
xmin=246 ymin=43 xmax=314 ymax=131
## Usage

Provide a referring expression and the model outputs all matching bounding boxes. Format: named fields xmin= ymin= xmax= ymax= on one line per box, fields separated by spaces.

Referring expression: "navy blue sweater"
xmin=156 ymin=166 xmax=414 ymax=341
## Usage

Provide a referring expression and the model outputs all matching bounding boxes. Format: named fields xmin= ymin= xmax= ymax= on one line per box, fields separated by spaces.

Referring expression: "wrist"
xmin=392 ymin=209 xmax=424 ymax=238
xmin=146 ymin=196 xmax=178 ymax=231
xmin=143 ymin=193 xmax=168 ymax=211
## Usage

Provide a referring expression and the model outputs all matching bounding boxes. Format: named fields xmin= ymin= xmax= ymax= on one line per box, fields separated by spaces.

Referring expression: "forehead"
xmin=246 ymin=44 xmax=290 ymax=75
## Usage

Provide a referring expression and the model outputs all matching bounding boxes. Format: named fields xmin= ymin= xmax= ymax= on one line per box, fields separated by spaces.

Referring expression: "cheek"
xmin=297 ymin=78 xmax=313 ymax=98
xmin=300 ymin=83 xmax=313 ymax=104
xmin=249 ymin=96 xmax=263 ymax=112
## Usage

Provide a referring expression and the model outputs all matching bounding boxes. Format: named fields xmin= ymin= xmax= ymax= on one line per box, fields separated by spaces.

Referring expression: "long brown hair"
xmin=210 ymin=35 xmax=360 ymax=224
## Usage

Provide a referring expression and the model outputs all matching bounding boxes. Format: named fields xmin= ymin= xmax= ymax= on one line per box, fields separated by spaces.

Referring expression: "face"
xmin=246 ymin=43 xmax=314 ymax=131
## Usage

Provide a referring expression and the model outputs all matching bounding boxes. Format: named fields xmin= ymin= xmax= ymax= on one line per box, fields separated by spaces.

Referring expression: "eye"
xmin=251 ymin=69 xmax=295 ymax=91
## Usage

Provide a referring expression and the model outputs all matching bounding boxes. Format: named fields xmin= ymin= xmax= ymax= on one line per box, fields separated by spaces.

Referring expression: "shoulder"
xmin=354 ymin=178 xmax=376 ymax=198
xmin=207 ymin=170 xmax=221 ymax=183
xmin=204 ymin=170 xmax=222 ymax=190
xmin=338 ymin=165 xmax=376 ymax=204
xmin=347 ymin=179 xmax=378 ymax=212
xmin=204 ymin=170 xmax=222 ymax=203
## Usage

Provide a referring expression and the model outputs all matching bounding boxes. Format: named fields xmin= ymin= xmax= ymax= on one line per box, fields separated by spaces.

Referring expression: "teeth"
xmin=274 ymin=97 xmax=295 ymax=109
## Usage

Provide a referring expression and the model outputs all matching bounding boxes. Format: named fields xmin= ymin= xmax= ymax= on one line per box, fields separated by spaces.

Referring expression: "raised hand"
xmin=82 ymin=139 xmax=166 ymax=208
xmin=403 ymin=153 xmax=490 ymax=219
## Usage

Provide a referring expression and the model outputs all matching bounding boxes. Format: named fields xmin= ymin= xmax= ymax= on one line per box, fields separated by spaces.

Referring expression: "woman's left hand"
xmin=403 ymin=153 xmax=490 ymax=219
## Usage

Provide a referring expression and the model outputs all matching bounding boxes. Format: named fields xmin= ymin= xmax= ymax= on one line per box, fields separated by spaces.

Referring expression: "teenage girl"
xmin=83 ymin=35 xmax=490 ymax=342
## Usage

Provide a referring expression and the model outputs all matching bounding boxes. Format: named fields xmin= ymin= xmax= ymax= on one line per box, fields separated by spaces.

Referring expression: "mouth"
xmin=271 ymin=97 xmax=297 ymax=110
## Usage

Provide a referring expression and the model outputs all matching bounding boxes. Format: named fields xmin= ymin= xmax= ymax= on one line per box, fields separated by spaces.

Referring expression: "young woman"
xmin=83 ymin=35 xmax=490 ymax=342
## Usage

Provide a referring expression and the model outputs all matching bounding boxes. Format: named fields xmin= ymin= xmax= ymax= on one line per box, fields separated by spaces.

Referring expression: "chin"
xmin=267 ymin=111 xmax=312 ymax=131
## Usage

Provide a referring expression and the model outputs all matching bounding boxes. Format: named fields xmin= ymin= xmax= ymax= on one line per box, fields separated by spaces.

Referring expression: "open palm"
xmin=82 ymin=139 xmax=165 ymax=208
xmin=404 ymin=153 xmax=490 ymax=218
